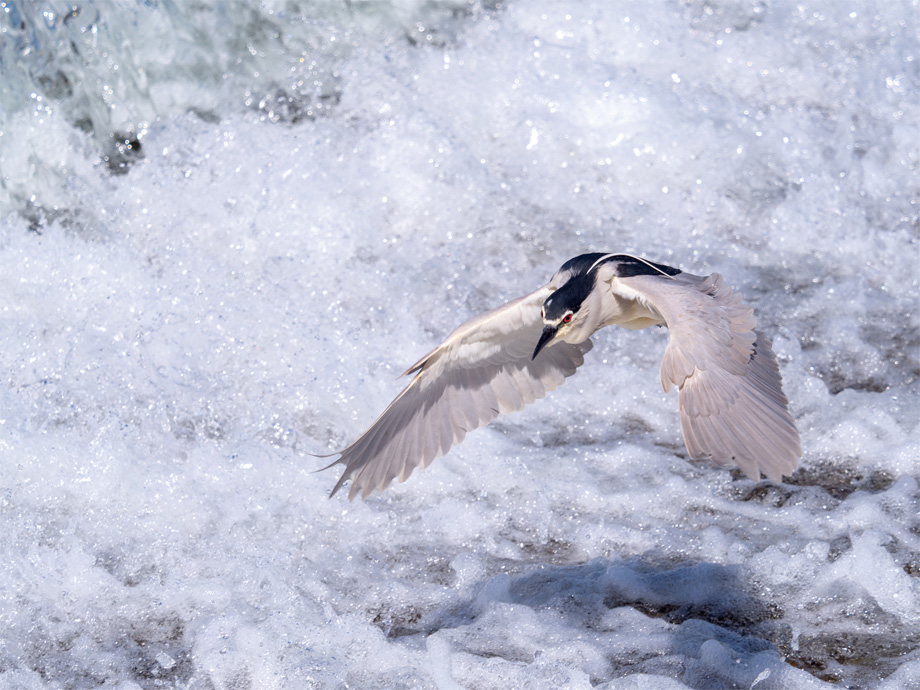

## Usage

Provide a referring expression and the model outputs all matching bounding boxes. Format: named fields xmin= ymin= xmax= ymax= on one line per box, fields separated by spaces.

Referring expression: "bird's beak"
xmin=532 ymin=325 xmax=557 ymax=360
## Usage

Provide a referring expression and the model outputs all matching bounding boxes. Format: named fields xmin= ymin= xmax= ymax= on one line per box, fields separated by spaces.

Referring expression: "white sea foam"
xmin=0 ymin=0 xmax=918 ymax=688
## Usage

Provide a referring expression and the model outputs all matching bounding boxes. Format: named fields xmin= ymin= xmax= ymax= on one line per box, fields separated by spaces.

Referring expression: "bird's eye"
xmin=563 ymin=313 xmax=572 ymax=324
xmin=541 ymin=308 xmax=545 ymax=319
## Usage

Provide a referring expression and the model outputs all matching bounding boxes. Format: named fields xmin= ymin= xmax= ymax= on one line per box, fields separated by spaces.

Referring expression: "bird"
xmin=320 ymin=253 xmax=801 ymax=499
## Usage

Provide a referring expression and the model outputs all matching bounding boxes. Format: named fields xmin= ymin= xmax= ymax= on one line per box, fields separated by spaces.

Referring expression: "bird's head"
xmin=532 ymin=275 xmax=594 ymax=360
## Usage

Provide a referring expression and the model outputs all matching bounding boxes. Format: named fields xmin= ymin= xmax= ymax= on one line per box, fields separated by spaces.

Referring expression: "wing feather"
xmin=619 ymin=272 xmax=801 ymax=481
xmin=325 ymin=286 xmax=593 ymax=498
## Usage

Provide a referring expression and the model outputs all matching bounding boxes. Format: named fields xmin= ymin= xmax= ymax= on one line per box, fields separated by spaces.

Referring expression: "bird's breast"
xmin=601 ymin=279 xmax=663 ymax=330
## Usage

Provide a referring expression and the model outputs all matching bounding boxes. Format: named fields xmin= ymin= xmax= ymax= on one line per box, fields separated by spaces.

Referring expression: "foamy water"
xmin=0 ymin=1 xmax=918 ymax=688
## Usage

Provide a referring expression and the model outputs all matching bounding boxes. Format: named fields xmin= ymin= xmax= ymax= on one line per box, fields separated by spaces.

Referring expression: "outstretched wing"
xmin=617 ymin=272 xmax=801 ymax=481
xmin=323 ymin=286 xmax=593 ymax=499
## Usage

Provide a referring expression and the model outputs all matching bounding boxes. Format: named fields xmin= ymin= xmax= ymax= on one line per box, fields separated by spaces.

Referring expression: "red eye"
xmin=563 ymin=313 xmax=572 ymax=323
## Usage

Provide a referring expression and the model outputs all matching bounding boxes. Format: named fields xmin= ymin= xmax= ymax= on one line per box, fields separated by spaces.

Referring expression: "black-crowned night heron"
xmin=322 ymin=253 xmax=801 ymax=499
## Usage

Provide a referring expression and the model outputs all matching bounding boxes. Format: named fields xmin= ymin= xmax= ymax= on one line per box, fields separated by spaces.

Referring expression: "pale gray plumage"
xmin=321 ymin=253 xmax=801 ymax=499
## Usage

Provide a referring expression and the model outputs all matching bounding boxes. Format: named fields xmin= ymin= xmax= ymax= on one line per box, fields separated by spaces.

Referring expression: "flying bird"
xmin=321 ymin=253 xmax=801 ymax=499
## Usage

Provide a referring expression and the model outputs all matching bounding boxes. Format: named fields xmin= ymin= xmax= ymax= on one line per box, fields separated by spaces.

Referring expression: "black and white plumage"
xmin=322 ymin=253 xmax=801 ymax=499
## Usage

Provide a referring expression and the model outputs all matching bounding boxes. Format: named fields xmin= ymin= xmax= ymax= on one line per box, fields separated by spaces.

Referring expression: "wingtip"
xmin=761 ymin=467 xmax=783 ymax=484
xmin=328 ymin=470 xmax=356 ymax=500
xmin=752 ymin=447 xmax=800 ymax=483
xmin=311 ymin=453 xmax=344 ymax=474
xmin=309 ymin=450 xmax=357 ymax=499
